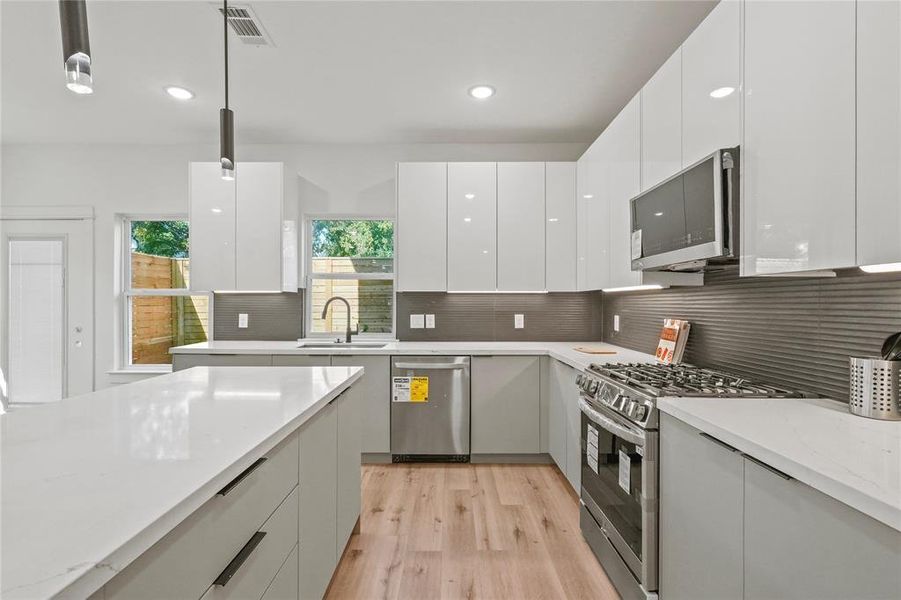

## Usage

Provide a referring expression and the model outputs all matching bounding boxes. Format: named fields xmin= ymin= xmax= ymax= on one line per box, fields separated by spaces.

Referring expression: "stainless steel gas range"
xmin=576 ymin=362 xmax=801 ymax=600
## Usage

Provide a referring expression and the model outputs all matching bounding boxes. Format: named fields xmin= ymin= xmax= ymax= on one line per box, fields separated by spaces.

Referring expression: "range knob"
xmin=588 ymin=380 xmax=599 ymax=394
xmin=576 ymin=374 xmax=585 ymax=387
xmin=634 ymin=404 xmax=648 ymax=421
xmin=625 ymin=401 xmax=638 ymax=417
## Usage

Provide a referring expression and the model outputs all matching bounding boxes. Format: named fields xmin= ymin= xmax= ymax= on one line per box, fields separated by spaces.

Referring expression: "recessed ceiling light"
xmin=709 ymin=86 xmax=735 ymax=99
xmin=583 ymin=194 xmax=594 ymax=199
xmin=464 ymin=193 xmax=475 ymax=200
xmin=211 ymin=207 xmax=223 ymax=214
xmin=548 ymin=218 xmax=559 ymax=223
xmin=654 ymin=211 xmax=664 ymax=217
xmin=165 ymin=86 xmax=194 ymax=100
xmin=463 ymin=217 xmax=472 ymax=223
xmin=468 ymin=85 xmax=495 ymax=100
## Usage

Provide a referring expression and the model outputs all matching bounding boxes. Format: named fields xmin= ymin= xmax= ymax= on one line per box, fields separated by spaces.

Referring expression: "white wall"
xmin=0 ymin=142 xmax=586 ymax=390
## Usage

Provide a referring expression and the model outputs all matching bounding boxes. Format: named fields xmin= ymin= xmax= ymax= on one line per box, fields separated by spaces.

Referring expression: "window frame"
xmin=118 ymin=215 xmax=212 ymax=372
xmin=304 ymin=215 xmax=396 ymax=339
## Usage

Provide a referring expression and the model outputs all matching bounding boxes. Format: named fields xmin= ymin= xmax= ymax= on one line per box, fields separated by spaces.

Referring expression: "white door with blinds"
xmin=0 ymin=216 xmax=94 ymax=404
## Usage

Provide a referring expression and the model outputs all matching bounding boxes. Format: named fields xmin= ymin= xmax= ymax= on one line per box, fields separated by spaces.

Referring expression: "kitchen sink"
xmin=297 ymin=342 xmax=388 ymax=349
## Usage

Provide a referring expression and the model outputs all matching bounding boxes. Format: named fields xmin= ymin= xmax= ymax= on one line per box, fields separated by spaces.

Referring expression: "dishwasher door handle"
xmin=393 ymin=362 xmax=467 ymax=371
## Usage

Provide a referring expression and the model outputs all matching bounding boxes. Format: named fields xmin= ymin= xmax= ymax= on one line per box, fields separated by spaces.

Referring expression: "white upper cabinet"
xmin=545 ymin=162 xmax=578 ymax=292
xmin=190 ymin=163 xmax=236 ymax=292
xmin=681 ymin=0 xmax=741 ymax=167
xmin=235 ymin=162 xmax=284 ymax=292
xmin=447 ymin=163 xmax=497 ymax=291
xmin=190 ymin=162 xmax=293 ymax=292
xmin=857 ymin=0 xmax=901 ymax=268
xmin=606 ymin=94 xmax=643 ymax=290
xmin=497 ymin=162 xmax=546 ymax=291
xmin=742 ymin=0 xmax=856 ymax=275
xmin=577 ymin=140 xmax=610 ymax=291
xmin=396 ymin=162 xmax=447 ymax=291
xmin=641 ymin=48 xmax=683 ymax=190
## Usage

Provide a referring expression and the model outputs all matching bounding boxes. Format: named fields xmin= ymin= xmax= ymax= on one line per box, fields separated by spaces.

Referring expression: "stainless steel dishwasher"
xmin=390 ymin=356 xmax=470 ymax=462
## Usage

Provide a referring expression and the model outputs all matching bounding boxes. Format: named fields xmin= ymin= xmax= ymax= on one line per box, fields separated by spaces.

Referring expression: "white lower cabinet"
xmin=262 ymin=545 xmax=299 ymax=600
xmin=659 ymin=414 xmax=743 ymax=600
xmin=471 ymin=356 xmax=540 ymax=454
xmin=546 ymin=360 xmax=567 ymax=471
xmin=103 ymin=433 xmax=300 ymax=600
xmin=331 ymin=355 xmax=390 ymax=454
xmin=336 ymin=386 xmax=362 ymax=554
xmin=199 ymin=488 xmax=299 ymax=600
xmin=271 ymin=355 xmax=331 ymax=367
xmin=660 ymin=413 xmax=901 ymax=600
xmin=298 ymin=401 xmax=338 ymax=600
xmin=743 ymin=458 xmax=901 ymax=600
xmin=547 ymin=359 xmax=580 ymax=494
xmin=173 ymin=354 xmax=273 ymax=370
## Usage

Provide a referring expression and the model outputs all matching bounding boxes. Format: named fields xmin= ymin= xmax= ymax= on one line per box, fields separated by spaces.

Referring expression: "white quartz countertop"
xmin=658 ymin=396 xmax=901 ymax=532
xmin=0 ymin=366 xmax=363 ymax=600
xmin=169 ymin=340 xmax=656 ymax=372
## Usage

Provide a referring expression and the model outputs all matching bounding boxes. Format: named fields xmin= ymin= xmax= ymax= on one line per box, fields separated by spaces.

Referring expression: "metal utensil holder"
xmin=849 ymin=357 xmax=901 ymax=421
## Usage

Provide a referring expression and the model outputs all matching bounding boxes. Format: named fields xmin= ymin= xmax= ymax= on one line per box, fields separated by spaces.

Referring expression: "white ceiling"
xmin=0 ymin=0 xmax=716 ymax=144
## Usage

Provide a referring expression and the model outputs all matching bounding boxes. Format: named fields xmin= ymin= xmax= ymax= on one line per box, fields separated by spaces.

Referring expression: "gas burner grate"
xmin=586 ymin=362 xmax=802 ymax=398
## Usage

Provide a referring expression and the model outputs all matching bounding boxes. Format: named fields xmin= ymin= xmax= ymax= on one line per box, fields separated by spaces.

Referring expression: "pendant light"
xmin=59 ymin=0 xmax=92 ymax=94
xmin=220 ymin=0 xmax=235 ymax=181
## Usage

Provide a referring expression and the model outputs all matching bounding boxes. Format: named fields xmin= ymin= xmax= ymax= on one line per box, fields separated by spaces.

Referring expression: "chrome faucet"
xmin=320 ymin=296 xmax=359 ymax=343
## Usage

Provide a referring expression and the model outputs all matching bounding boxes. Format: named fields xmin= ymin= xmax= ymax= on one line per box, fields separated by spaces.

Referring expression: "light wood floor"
xmin=325 ymin=463 xmax=620 ymax=600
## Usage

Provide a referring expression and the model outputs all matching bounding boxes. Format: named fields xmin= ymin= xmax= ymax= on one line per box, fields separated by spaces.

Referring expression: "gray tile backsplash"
xmin=602 ymin=268 xmax=901 ymax=401
xmin=213 ymin=292 xmax=303 ymax=341
xmin=396 ymin=292 xmax=603 ymax=341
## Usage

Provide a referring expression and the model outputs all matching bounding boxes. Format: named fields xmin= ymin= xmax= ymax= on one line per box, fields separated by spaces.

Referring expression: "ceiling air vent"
xmin=216 ymin=4 xmax=273 ymax=46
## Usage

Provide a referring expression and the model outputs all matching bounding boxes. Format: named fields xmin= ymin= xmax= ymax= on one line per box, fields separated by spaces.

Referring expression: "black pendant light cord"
xmin=223 ymin=0 xmax=229 ymax=110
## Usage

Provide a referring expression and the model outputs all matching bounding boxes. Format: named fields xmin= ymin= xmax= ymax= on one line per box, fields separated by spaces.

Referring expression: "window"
xmin=307 ymin=219 xmax=394 ymax=337
xmin=122 ymin=218 xmax=209 ymax=367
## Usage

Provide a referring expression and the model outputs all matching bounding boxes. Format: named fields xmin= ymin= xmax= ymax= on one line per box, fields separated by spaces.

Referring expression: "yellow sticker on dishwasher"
xmin=392 ymin=376 xmax=429 ymax=402
xmin=410 ymin=377 xmax=429 ymax=402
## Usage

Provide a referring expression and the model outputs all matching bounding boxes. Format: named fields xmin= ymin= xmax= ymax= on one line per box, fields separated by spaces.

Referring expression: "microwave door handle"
xmin=579 ymin=398 xmax=646 ymax=447
xmin=722 ymin=150 xmax=736 ymax=254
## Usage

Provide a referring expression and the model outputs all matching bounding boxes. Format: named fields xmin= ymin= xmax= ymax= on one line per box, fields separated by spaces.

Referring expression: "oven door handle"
xmin=579 ymin=397 xmax=646 ymax=447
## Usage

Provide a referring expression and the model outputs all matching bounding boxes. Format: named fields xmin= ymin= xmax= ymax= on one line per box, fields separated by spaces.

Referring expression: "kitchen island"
xmin=0 ymin=366 xmax=364 ymax=600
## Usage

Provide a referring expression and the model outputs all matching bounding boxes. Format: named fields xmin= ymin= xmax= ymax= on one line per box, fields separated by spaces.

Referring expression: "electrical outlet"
xmin=238 ymin=313 xmax=249 ymax=329
xmin=613 ymin=314 xmax=620 ymax=332
xmin=514 ymin=314 xmax=525 ymax=329
xmin=425 ymin=314 xmax=436 ymax=329
xmin=410 ymin=314 xmax=425 ymax=329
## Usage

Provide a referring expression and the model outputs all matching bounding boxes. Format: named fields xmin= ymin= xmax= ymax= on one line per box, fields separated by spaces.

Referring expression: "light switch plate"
xmin=410 ymin=314 xmax=425 ymax=329
xmin=238 ymin=313 xmax=249 ymax=329
xmin=425 ymin=314 xmax=436 ymax=329
xmin=613 ymin=314 xmax=620 ymax=332
xmin=514 ymin=314 xmax=525 ymax=329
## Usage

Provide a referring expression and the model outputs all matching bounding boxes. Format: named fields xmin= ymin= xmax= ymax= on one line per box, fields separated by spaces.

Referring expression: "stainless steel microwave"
xmin=630 ymin=148 xmax=739 ymax=272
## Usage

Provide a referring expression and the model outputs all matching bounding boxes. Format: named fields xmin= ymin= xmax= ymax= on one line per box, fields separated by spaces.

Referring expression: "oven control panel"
xmin=576 ymin=372 xmax=653 ymax=427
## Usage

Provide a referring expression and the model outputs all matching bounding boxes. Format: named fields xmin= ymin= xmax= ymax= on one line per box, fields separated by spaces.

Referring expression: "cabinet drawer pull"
xmin=699 ymin=432 xmax=741 ymax=453
xmin=213 ymin=531 xmax=267 ymax=586
xmin=217 ymin=457 xmax=267 ymax=496
xmin=745 ymin=455 xmax=793 ymax=481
